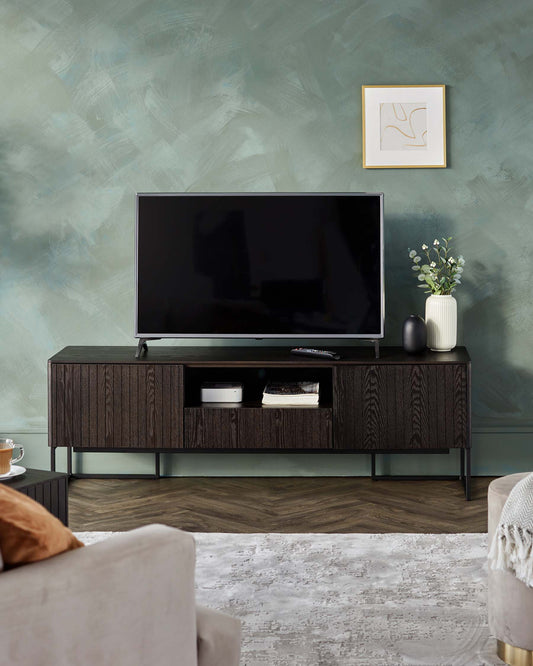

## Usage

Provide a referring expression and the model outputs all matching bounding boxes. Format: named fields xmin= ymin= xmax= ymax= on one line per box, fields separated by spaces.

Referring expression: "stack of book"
xmin=262 ymin=381 xmax=319 ymax=406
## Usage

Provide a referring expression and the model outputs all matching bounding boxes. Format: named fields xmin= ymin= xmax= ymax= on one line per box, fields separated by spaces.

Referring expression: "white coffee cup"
xmin=0 ymin=438 xmax=24 ymax=474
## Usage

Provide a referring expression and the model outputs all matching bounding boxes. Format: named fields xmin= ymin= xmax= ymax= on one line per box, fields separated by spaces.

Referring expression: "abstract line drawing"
xmin=362 ymin=85 xmax=446 ymax=168
xmin=380 ymin=102 xmax=427 ymax=150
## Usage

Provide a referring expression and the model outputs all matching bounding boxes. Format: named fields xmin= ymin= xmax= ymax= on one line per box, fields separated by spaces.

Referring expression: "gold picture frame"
xmin=362 ymin=85 xmax=446 ymax=168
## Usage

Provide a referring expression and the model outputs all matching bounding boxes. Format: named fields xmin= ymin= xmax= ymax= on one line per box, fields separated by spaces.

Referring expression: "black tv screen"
xmin=135 ymin=193 xmax=384 ymax=339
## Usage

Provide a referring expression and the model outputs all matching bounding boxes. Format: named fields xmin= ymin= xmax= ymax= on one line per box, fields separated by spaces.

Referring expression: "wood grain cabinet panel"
xmin=184 ymin=407 xmax=332 ymax=450
xmin=333 ymin=364 xmax=468 ymax=450
xmin=50 ymin=364 xmax=183 ymax=449
xmin=239 ymin=408 xmax=332 ymax=449
xmin=184 ymin=408 xmax=240 ymax=449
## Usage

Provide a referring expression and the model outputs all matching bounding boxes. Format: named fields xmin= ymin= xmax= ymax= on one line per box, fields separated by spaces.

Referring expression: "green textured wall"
xmin=1 ymin=0 xmax=532 ymax=475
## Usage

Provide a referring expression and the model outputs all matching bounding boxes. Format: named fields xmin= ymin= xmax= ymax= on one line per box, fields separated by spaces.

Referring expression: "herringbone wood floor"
xmin=69 ymin=477 xmax=492 ymax=533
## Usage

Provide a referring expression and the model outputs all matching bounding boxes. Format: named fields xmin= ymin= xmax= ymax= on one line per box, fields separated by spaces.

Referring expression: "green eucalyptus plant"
xmin=408 ymin=237 xmax=465 ymax=295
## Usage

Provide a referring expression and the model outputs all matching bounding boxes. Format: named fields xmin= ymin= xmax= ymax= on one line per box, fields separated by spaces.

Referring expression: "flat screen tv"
xmin=135 ymin=193 xmax=384 ymax=340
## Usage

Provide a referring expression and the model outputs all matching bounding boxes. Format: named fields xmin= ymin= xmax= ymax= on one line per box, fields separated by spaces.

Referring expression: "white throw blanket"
xmin=489 ymin=472 xmax=533 ymax=587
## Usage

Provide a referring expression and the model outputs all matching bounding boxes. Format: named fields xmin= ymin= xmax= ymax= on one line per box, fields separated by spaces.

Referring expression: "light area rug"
xmin=74 ymin=531 xmax=502 ymax=666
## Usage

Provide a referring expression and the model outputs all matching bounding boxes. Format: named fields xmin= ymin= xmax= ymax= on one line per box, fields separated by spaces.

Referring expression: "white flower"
xmin=409 ymin=239 xmax=464 ymax=294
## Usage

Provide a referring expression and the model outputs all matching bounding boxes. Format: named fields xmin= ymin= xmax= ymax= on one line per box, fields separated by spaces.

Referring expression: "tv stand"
xmin=135 ymin=338 xmax=160 ymax=359
xmin=48 ymin=346 xmax=471 ymax=498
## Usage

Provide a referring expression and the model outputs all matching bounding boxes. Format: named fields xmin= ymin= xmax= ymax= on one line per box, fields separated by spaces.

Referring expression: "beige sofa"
xmin=488 ymin=473 xmax=533 ymax=665
xmin=0 ymin=524 xmax=241 ymax=666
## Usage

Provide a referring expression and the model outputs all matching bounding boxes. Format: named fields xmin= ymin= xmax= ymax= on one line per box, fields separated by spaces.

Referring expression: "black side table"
xmin=1 ymin=469 xmax=69 ymax=526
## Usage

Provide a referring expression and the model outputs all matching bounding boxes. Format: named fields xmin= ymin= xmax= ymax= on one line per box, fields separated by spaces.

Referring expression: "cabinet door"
xmin=333 ymin=364 xmax=468 ymax=450
xmin=50 ymin=364 xmax=183 ymax=449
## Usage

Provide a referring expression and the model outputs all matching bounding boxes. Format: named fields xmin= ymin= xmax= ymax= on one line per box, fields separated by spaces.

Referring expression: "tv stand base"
xmin=51 ymin=447 xmax=162 ymax=480
xmin=370 ymin=449 xmax=471 ymax=499
xmin=53 ymin=447 xmax=470 ymax=499
xmin=135 ymin=338 xmax=160 ymax=359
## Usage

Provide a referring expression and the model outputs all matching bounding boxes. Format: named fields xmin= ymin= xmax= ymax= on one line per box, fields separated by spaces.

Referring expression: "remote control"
xmin=290 ymin=347 xmax=341 ymax=360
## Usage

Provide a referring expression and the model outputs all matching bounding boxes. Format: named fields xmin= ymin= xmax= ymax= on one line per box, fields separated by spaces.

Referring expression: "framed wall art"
xmin=362 ymin=85 xmax=446 ymax=168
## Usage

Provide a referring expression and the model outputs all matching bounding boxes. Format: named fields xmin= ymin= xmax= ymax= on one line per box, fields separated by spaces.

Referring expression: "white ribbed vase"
xmin=425 ymin=295 xmax=457 ymax=352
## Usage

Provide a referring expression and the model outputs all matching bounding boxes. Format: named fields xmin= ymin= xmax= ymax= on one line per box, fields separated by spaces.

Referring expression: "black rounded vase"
xmin=402 ymin=314 xmax=427 ymax=353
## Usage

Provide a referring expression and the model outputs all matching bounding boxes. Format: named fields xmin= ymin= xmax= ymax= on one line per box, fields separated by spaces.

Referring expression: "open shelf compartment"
xmin=183 ymin=366 xmax=333 ymax=409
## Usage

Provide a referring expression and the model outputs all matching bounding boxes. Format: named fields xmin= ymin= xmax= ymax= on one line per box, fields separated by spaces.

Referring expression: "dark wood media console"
xmin=48 ymin=346 xmax=472 ymax=498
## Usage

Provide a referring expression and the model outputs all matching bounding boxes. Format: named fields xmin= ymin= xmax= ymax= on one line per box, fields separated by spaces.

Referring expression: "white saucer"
xmin=0 ymin=465 xmax=26 ymax=481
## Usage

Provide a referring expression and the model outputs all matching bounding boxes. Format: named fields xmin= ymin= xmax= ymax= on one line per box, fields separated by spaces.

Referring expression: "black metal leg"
xmin=465 ymin=448 xmax=471 ymax=501
xmin=68 ymin=449 xmax=162 ymax=480
xmin=369 ymin=449 xmax=469 ymax=500
xmin=50 ymin=447 xmax=56 ymax=472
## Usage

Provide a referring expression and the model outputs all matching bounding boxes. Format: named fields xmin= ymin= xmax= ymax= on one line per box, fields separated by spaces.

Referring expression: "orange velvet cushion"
xmin=0 ymin=483 xmax=83 ymax=567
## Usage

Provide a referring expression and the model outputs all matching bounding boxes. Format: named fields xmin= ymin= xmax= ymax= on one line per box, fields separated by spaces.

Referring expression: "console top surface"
xmin=49 ymin=345 xmax=470 ymax=365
